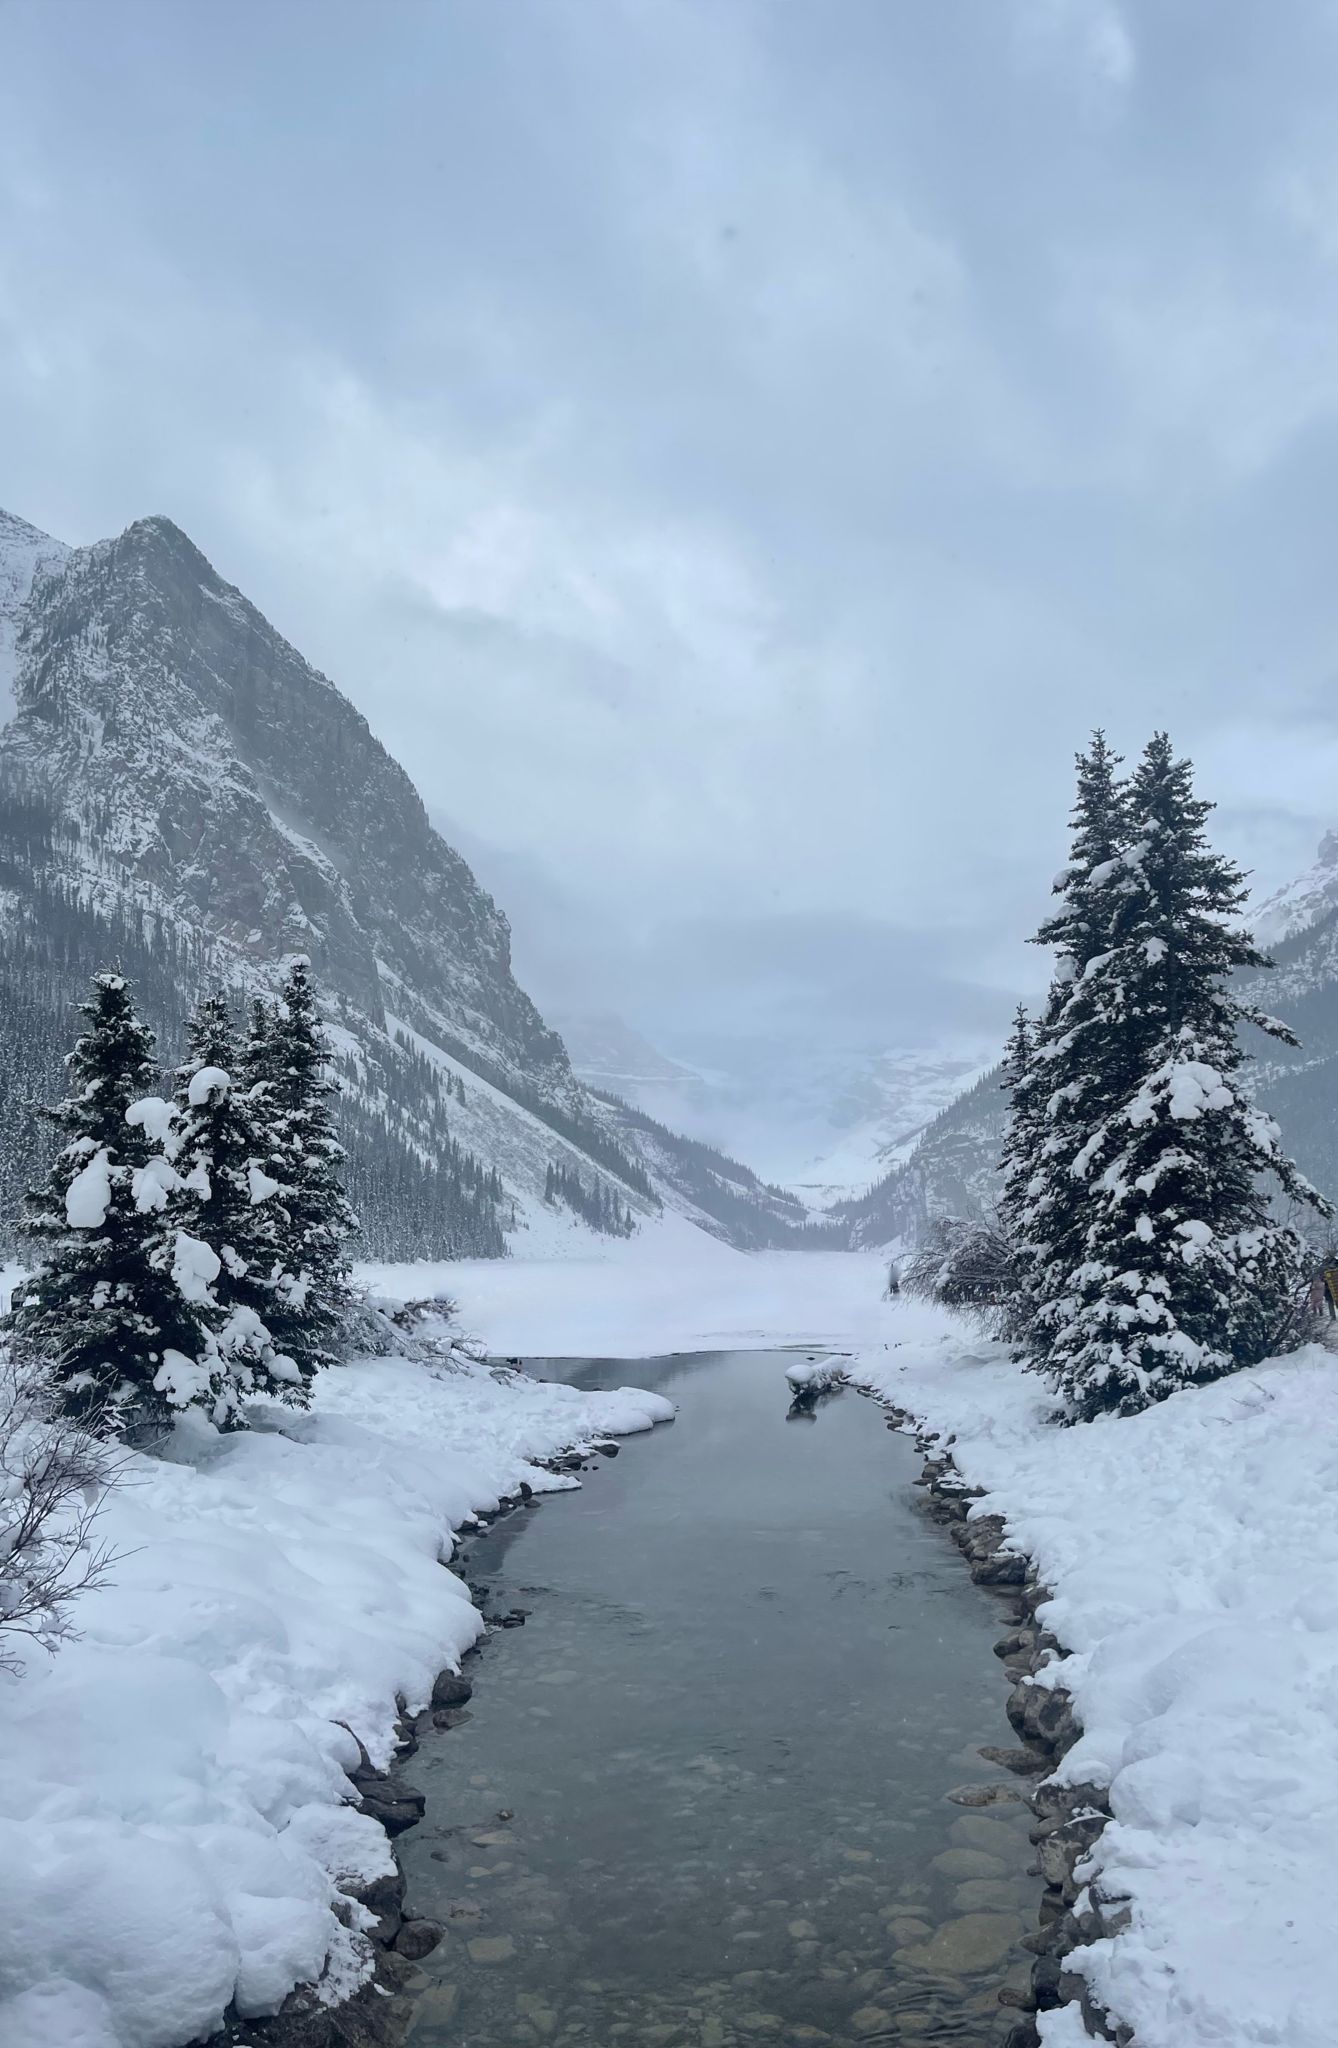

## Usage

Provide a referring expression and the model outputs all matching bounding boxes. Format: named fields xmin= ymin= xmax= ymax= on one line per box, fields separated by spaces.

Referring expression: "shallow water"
xmin=401 ymin=1351 xmax=1037 ymax=2047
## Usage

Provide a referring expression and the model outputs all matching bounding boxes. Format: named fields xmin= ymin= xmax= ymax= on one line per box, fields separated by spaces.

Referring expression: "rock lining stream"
xmin=399 ymin=1350 xmax=1045 ymax=2047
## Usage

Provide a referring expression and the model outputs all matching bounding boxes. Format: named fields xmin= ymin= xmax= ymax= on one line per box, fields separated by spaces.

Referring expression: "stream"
xmin=400 ymin=1351 xmax=1038 ymax=2047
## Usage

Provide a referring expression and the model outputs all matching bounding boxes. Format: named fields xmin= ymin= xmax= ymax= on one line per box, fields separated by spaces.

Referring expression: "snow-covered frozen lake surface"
xmin=401 ymin=1350 xmax=1037 ymax=2048
xmin=4 ymin=1231 xmax=1338 ymax=2048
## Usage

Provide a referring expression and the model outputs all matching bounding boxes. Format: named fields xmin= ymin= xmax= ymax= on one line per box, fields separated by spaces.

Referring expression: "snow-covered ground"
xmin=0 ymin=1333 xmax=671 ymax=2048
xmin=6 ymin=1229 xmax=1333 ymax=2048
xmin=853 ymin=1310 xmax=1338 ymax=2048
xmin=432 ymin=1225 xmax=1338 ymax=2048
xmin=366 ymin=1218 xmax=894 ymax=1358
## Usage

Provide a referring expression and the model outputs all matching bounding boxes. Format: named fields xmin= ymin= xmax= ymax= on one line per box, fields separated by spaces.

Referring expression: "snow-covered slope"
xmin=0 ymin=508 xmax=807 ymax=1257
xmin=785 ymin=1042 xmax=996 ymax=1202
xmin=0 ymin=507 xmax=68 ymax=726
xmin=1253 ymin=829 xmax=1338 ymax=949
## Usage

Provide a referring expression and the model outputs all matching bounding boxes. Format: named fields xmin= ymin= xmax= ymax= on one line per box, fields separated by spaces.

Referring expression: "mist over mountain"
xmin=0 ymin=506 xmax=821 ymax=1257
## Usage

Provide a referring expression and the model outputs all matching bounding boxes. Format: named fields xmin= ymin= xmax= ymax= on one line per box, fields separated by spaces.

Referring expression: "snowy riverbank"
xmin=438 ymin=1230 xmax=1338 ymax=2048
xmin=7 ymin=1226 xmax=1334 ymax=2048
xmin=0 ymin=1321 xmax=671 ymax=2048
xmin=853 ymin=1312 xmax=1338 ymax=2048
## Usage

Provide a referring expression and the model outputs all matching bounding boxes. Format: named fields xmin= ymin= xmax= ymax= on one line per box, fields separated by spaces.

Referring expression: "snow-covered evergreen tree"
xmin=996 ymin=1004 xmax=1041 ymax=1339
xmin=164 ymin=989 xmax=303 ymax=1415
xmin=1002 ymin=734 xmax=1133 ymax=1351
xmin=1029 ymin=739 xmax=1136 ymax=1322
xmin=1045 ymin=734 xmax=1325 ymax=1416
xmin=7 ymin=973 xmax=196 ymax=1431
xmin=252 ymin=961 xmax=355 ymax=1373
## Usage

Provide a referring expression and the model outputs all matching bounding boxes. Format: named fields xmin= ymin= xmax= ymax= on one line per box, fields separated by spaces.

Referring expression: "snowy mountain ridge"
xmin=0 ymin=507 xmax=809 ymax=1257
xmin=1253 ymin=829 xmax=1338 ymax=949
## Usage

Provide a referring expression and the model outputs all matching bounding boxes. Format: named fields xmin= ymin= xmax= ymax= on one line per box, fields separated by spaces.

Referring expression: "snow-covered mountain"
xmin=0 ymin=507 xmax=812 ymax=1257
xmin=1253 ymin=830 xmax=1338 ymax=950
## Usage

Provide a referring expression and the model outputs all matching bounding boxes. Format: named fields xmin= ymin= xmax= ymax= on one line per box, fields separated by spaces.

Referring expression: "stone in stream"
xmin=516 ymin=1990 xmax=560 ymax=2037
xmin=395 ymin=1916 xmax=446 ymax=1960
xmin=950 ymin=1812 xmax=1025 ymax=1854
xmin=898 ymin=1911 xmax=1026 ymax=1976
xmin=849 ymin=2007 xmax=896 ymax=2039
xmin=787 ymin=1918 xmax=819 ymax=1940
xmin=412 ymin=1981 xmax=460 ymax=2026
xmin=466 ymin=1933 xmax=516 ymax=1963
xmin=953 ymin=1876 xmax=1034 ymax=1913
xmin=947 ymin=1781 xmax=1021 ymax=1808
xmin=883 ymin=1917 xmax=933 ymax=1946
xmin=431 ymin=1671 xmax=474 ymax=1710
xmin=930 ymin=1846 xmax=1008 ymax=1881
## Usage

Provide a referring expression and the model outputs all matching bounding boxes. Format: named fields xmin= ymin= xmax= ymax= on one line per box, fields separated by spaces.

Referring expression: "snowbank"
xmin=783 ymin=1355 xmax=847 ymax=1394
xmin=855 ymin=1311 xmax=1338 ymax=2048
xmin=0 ymin=1347 xmax=672 ymax=2048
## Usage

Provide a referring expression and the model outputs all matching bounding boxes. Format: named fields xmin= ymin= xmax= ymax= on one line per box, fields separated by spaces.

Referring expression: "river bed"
xmin=400 ymin=1350 xmax=1038 ymax=2047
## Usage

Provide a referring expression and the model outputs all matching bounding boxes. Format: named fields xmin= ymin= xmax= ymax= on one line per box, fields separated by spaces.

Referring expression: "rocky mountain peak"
xmin=0 ymin=506 xmax=814 ymax=1257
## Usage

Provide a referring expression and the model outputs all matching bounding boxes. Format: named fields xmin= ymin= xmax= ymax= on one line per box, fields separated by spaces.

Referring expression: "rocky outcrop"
xmin=903 ymin=1424 xmax=1135 ymax=2048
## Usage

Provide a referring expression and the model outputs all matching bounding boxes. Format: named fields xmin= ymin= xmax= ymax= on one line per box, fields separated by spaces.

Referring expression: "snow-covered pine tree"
xmin=996 ymin=1004 xmax=1040 ymax=1339
xmin=1012 ymin=732 xmax=1135 ymax=1357
xmin=164 ymin=989 xmax=303 ymax=1416
xmin=7 ymin=972 xmax=196 ymax=1432
xmin=1045 ymin=733 xmax=1325 ymax=1417
xmin=257 ymin=960 xmax=356 ymax=1374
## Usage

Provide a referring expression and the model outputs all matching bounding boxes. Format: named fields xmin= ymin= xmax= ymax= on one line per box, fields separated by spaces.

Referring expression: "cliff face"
xmin=0 ymin=507 xmax=813 ymax=1255
xmin=8 ymin=514 xmax=569 ymax=1077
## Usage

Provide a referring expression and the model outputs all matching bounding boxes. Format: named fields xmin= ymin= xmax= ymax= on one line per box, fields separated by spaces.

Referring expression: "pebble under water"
xmin=400 ymin=1351 xmax=1038 ymax=2047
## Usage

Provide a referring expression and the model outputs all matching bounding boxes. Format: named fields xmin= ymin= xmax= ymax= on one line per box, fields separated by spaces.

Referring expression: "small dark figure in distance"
xmin=1323 ymin=1258 xmax=1338 ymax=1321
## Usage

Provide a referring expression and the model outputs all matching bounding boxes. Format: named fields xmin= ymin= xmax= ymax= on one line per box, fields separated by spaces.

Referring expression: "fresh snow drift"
xmin=0 ymin=1322 xmax=671 ymax=2048
xmin=855 ymin=1309 xmax=1338 ymax=2048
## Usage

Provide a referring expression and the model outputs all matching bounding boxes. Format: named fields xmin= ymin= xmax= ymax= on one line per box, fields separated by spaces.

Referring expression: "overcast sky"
xmin=6 ymin=0 xmax=1338 ymax=1057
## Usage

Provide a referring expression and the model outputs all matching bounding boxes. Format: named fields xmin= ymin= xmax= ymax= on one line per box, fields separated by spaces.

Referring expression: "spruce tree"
xmin=167 ymin=989 xmax=302 ymax=1413
xmin=996 ymin=1005 xmax=1039 ymax=1339
xmin=259 ymin=961 xmax=356 ymax=1373
xmin=1045 ymin=735 xmax=1325 ymax=1416
xmin=1003 ymin=734 xmax=1133 ymax=1354
xmin=7 ymin=972 xmax=195 ymax=1432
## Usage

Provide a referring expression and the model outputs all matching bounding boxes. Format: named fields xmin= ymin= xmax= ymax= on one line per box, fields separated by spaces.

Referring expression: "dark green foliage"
xmin=544 ymin=1158 xmax=635 ymax=1237
xmin=170 ymin=990 xmax=305 ymax=1407
xmin=1003 ymin=733 xmax=1326 ymax=1418
xmin=0 ymin=863 xmax=510 ymax=1265
xmin=249 ymin=961 xmax=357 ymax=1374
xmin=7 ymin=973 xmax=196 ymax=1430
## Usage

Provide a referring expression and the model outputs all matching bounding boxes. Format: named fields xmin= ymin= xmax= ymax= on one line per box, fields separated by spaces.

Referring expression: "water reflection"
xmin=402 ymin=1351 xmax=1035 ymax=2046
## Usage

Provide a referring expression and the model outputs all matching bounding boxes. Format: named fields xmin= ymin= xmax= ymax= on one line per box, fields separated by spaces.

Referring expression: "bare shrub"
xmin=902 ymin=1214 xmax=1019 ymax=1334
xmin=0 ymin=1357 xmax=120 ymax=1672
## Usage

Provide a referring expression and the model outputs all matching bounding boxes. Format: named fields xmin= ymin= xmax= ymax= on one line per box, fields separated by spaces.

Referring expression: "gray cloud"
xmin=4 ymin=0 xmax=1338 ymax=1085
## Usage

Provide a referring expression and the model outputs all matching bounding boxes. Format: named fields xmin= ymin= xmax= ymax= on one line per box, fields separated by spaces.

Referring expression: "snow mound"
xmin=784 ymin=1356 xmax=847 ymax=1394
